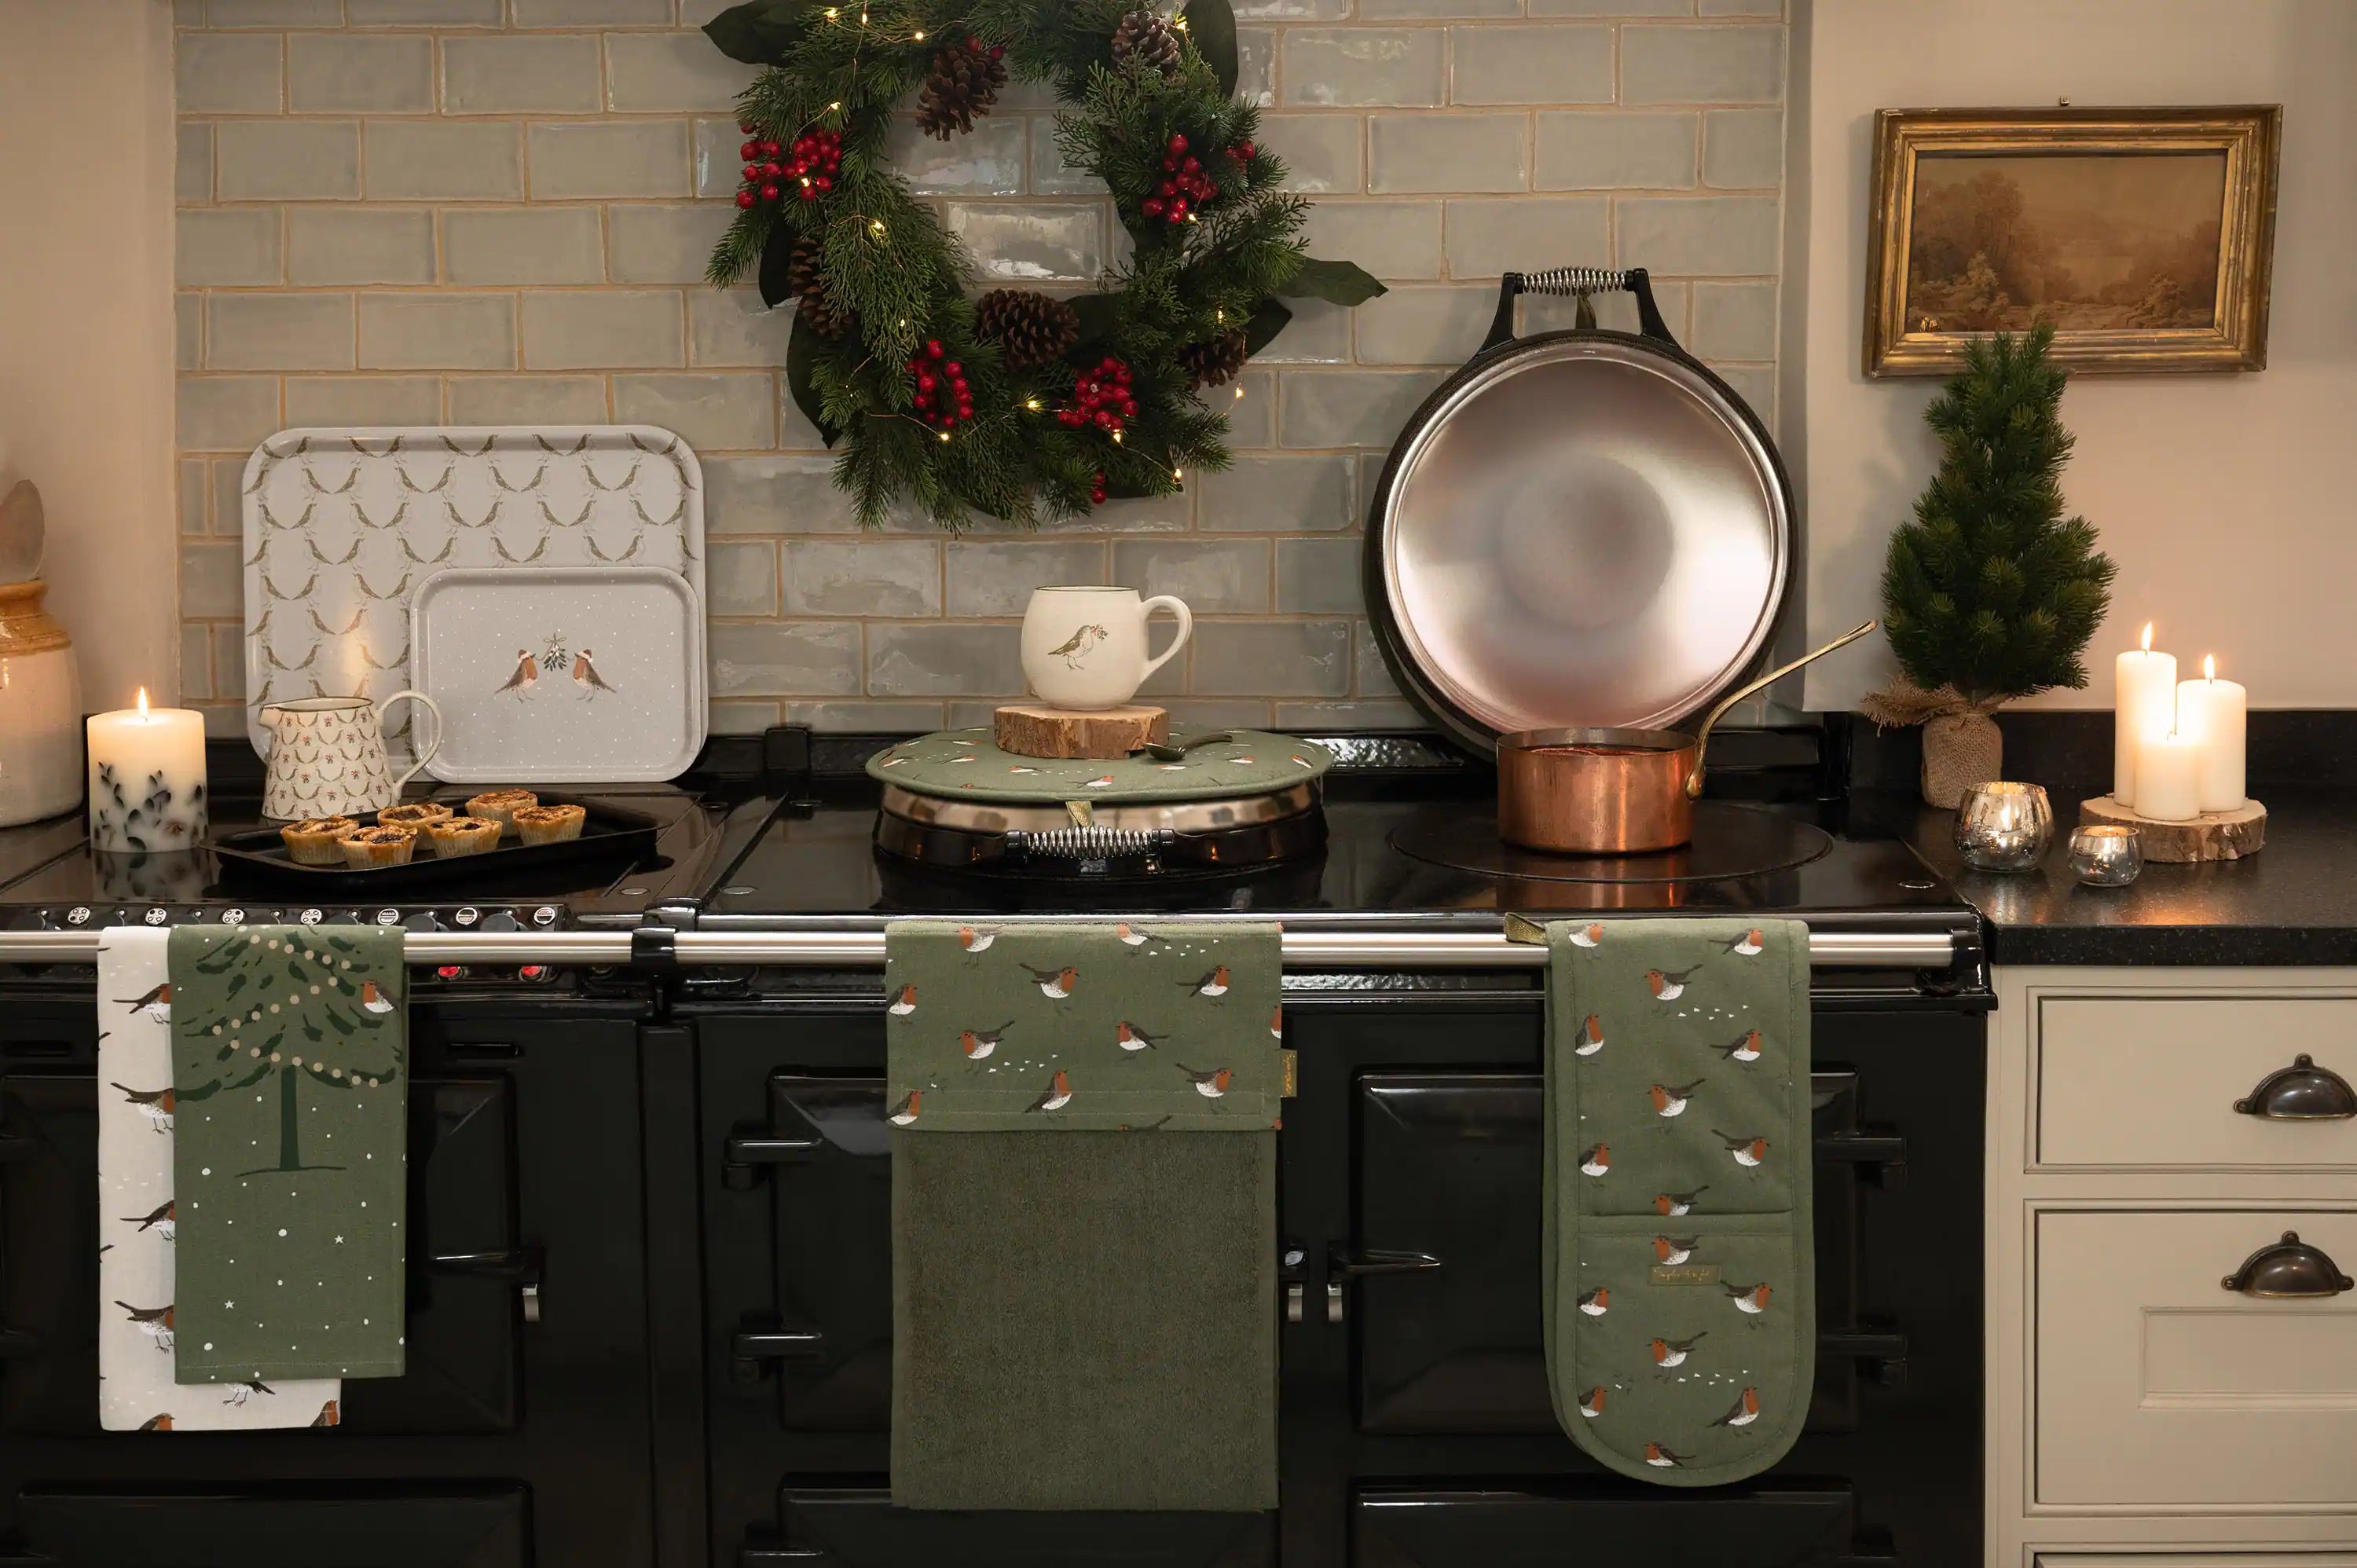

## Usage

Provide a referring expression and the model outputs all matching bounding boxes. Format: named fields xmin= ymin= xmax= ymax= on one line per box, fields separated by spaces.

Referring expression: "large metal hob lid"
xmin=866 ymin=727 xmax=1332 ymax=804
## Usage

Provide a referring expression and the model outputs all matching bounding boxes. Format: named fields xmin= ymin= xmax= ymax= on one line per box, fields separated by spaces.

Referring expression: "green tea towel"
xmin=1538 ymin=918 xmax=1813 ymax=1486
xmin=885 ymin=920 xmax=1281 ymax=1511
xmin=168 ymin=925 xmax=408 ymax=1383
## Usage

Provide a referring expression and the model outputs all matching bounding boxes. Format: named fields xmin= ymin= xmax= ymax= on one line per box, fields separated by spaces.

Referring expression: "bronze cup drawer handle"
xmin=2234 ymin=1054 xmax=2356 ymax=1119
xmin=2221 ymin=1231 xmax=2355 ymax=1297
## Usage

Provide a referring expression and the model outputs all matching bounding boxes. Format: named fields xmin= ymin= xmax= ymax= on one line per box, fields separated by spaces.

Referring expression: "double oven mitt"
xmin=1539 ymin=917 xmax=1813 ymax=1486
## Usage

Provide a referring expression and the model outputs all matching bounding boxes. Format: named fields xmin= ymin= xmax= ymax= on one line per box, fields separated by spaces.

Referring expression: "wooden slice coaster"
xmin=993 ymin=702 xmax=1169 ymax=760
xmin=2079 ymin=793 xmax=2267 ymax=863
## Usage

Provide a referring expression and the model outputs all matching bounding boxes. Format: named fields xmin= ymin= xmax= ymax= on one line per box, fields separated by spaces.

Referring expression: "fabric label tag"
xmin=1648 ymin=1263 xmax=1722 ymax=1287
xmin=1280 ymin=1049 xmax=1297 ymax=1097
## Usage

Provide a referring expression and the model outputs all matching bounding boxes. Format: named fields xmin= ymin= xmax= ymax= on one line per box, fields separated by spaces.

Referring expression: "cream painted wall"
xmin=1797 ymin=0 xmax=2357 ymax=712
xmin=0 ymin=0 xmax=178 ymax=713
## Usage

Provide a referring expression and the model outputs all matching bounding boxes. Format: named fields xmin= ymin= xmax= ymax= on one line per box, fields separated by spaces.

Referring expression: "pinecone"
xmin=785 ymin=239 xmax=856 ymax=339
xmin=915 ymin=35 xmax=1007 ymax=141
xmin=975 ymin=288 xmax=1081 ymax=368
xmin=1112 ymin=7 xmax=1183 ymax=77
xmin=1178 ymin=328 xmax=1249 ymax=390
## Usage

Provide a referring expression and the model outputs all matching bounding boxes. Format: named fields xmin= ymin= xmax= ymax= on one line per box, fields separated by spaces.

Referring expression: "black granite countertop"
xmin=1871 ymin=786 xmax=2357 ymax=967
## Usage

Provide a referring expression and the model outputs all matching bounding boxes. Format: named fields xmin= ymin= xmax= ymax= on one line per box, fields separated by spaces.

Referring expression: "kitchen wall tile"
xmin=709 ymin=620 xmax=862 ymax=697
xmin=1081 ymin=494 xmax=1194 ymax=533
xmin=943 ymin=203 xmax=1105 ymax=282
xmin=530 ymin=121 xmax=691 ymax=200
xmin=365 ymin=121 xmax=523 ymax=200
xmin=1442 ymin=195 xmax=1609 ymax=277
xmin=176 ymin=295 xmax=203 ymax=369
xmin=1351 ymin=284 xmax=1494 ymax=365
xmin=1259 ymin=114 xmax=1363 ymax=194
xmin=868 ymin=624 xmax=1025 ymax=697
xmin=212 ymin=624 xmax=248 ymax=700
xmin=177 ymin=123 xmax=214 ymax=203
xmin=706 ymin=540 xmax=781 ymax=616
xmin=1113 ymin=539 xmax=1272 ymax=614
xmin=347 ymin=0 xmax=503 ymax=19
xmin=1300 ymin=200 xmax=1442 ymax=280
xmin=1530 ymin=0 xmax=1686 ymax=11
xmin=178 ymin=376 xmax=280 ymax=452
xmin=942 ymin=540 xmax=1110 ymax=617
xmin=1614 ymin=193 xmax=1778 ymax=273
xmin=1369 ymin=114 xmax=1527 ymax=193
xmin=607 ymin=202 xmax=736 ymax=284
xmin=883 ymin=115 xmax=1026 ymax=196
xmin=177 ymin=32 xmax=282 ymax=114
xmin=209 ymin=459 xmax=245 ymax=537
xmin=442 ymin=207 xmax=604 ymax=284
xmin=777 ymin=377 xmax=829 ymax=449
xmin=180 ymin=541 xmax=243 ymax=618
xmin=445 ymin=374 xmax=607 ymax=424
xmin=1193 ymin=620 xmax=1351 ymax=695
xmin=1450 ymin=25 xmax=1614 ymax=106
xmin=357 ymin=294 xmax=516 ymax=369
xmin=1536 ymin=111 xmax=1699 ymax=190
xmin=178 ymin=622 xmax=214 ymax=701
xmin=1362 ymin=0 xmax=1519 ymax=15
xmin=1027 ymin=119 xmax=1101 ymax=197
xmin=1157 ymin=699 xmax=1277 ymax=729
xmin=1279 ymin=370 xmax=1444 ymax=449
xmin=178 ymin=460 xmax=207 ymax=537
xmin=1689 ymin=279 xmax=1777 ymax=359
xmin=207 ymin=0 xmax=339 ymax=23
xmin=1198 ymin=454 xmax=1355 ymax=533
xmin=217 ymin=120 xmax=361 ymax=201
xmin=779 ymin=699 xmax=941 ymax=732
xmin=689 ymin=288 xmax=792 ymax=368
xmin=784 ymin=540 xmax=941 ymax=617
xmin=1275 ymin=536 xmax=1364 ymax=614
xmin=1225 ymin=369 xmax=1276 ymax=449
xmin=1699 ymin=0 xmax=1783 ymax=15
xmin=604 ymin=32 xmax=758 ymax=112
xmin=1707 ymin=362 xmax=1775 ymax=426
xmin=1274 ymin=698 xmax=1424 ymax=728
xmin=1236 ymin=27 xmax=1277 ymax=108
xmin=513 ymin=0 xmax=673 ymax=22
xmin=520 ymin=290 xmax=684 ymax=368
xmin=1255 ymin=297 xmax=1352 ymax=364
xmin=693 ymin=116 xmax=753 ymax=198
xmin=178 ymin=208 xmax=281 ymax=286
xmin=207 ymin=292 xmax=354 ymax=371
xmin=285 ymin=374 xmax=442 ymax=427
xmin=1354 ymin=623 xmax=1403 ymax=695
xmin=704 ymin=455 xmax=860 ymax=534
xmin=288 ymin=34 xmax=432 ymax=113
xmin=287 ymin=208 xmax=436 ymax=284
xmin=1233 ymin=0 xmax=1350 ymax=16
xmin=613 ymin=372 xmax=775 ymax=452
xmin=441 ymin=35 xmax=602 ymax=114
xmin=1703 ymin=107 xmax=1783 ymax=188
xmin=1281 ymin=30 xmax=1445 ymax=108
xmin=1620 ymin=24 xmax=1784 ymax=104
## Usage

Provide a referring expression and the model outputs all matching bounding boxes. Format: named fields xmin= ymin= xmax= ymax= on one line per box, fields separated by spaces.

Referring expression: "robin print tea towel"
xmin=167 ymin=925 xmax=407 ymax=1384
xmin=96 ymin=928 xmax=341 ymax=1431
xmin=886 ymin=920 xmax=1281 ymax=1512
xmin=1538 ymin=918 xmax=1813 ymax=1487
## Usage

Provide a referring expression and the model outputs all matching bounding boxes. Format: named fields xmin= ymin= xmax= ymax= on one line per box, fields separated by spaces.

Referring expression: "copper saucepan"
xmin=1496 ymin=621 xmax=1879 ymax=855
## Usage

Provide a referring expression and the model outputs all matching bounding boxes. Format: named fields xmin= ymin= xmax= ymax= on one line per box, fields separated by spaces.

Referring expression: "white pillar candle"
xmin=2132 ymin=730 xmax=2202 ymax=822
xmin=86 ymin=689 xmax=208 ymax=854
xmin=2112 ymin=622 xmax=2177 ymax=809
xmin=2176 ymin=654 xmax=2248 ymax=813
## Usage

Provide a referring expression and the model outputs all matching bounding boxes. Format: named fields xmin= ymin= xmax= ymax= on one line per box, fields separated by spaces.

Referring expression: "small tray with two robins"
xmin=208 ymin=789 xmax=658 ymax=893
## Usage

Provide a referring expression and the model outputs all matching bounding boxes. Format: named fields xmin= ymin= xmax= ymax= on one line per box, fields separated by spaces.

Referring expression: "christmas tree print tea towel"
xmin=168 ymin=925 xmax=408 ymax=1384
xmin=1538 ymin=918 xmax=1814 ymax=1487
xmin=97 ymin=928 xmax=341 ymax=1431
xmin=885 ymin=920 xmax=1281 ymax=1511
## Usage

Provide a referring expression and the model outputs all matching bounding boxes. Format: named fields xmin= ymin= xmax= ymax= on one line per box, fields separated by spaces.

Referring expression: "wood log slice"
xmin=2079 ymin=793 xmax=2267 ymax=863
xmin=993 ymin=702 xmax=1169 ymax=760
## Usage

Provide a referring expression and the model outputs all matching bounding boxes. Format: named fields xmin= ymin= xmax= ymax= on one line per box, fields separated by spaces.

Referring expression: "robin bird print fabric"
xmin=95 ymin=929 xmax=341 ymax=1431
xmin=1537 ymin=918 xmax=1814 ymax=1487
xmin=167 ymin=925 xmax=408 ymax=1384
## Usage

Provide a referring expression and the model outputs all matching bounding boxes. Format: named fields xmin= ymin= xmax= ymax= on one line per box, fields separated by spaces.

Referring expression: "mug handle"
xmin=1138 ymin=595 xmax=1193 ymax=683
xmin=376 ymin=689 xmax=443 ymax=792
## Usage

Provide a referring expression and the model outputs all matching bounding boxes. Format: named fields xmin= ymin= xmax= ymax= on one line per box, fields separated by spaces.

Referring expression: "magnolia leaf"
xmin=786 ymin=313 xmax=842 ymax=449
xmin=1277 ymin=257 xmax=1387 ymax=307
xmin=757 ymin=223 xmax=797 ymax=310
xmin=703 ymin=0 xmax=814 ymax=64
xmin=1183 ymin=0 xmax=1239 ymax=98
xmin=1243 ymin=297 xmax=1292 ymax=357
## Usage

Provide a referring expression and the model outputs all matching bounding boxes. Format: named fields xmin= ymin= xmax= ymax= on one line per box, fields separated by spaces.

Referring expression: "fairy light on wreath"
xmin=698 ymin=0 xmax=1384 ymax=531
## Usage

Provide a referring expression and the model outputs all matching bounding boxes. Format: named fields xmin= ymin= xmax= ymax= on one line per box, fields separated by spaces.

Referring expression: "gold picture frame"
xmin=1865 ymin=106 xmax=2280 ymax=376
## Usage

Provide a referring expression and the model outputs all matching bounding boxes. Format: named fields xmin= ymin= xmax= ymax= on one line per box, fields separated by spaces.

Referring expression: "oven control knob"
xmin=402 ymin=912 xmax=444 ymax=932
xmin=222 ymin=908 xmax=247 ymax=925
xmin=142 ymin=907 xmax=169 ymax=926
xmin=20 ymin=910 xmax=59 ymax=932
xmin=480 ymin=910 xmax=522 ymax=932
xmin=65 ymin=907 xmax=91 ymax=926
xmin=376 ymin=908 xmax=401 ymax=926
xmin=532 ymin=905 xmax=559 ymax=928
xmin=453 ymin=906 xmax=479 ymax=928
xmin=299 ymin=908 xmax=324 ymax=926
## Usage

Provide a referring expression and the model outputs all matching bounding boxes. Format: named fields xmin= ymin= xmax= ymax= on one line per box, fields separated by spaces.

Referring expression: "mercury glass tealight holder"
xmin=2067 ymin=824 xmax=2143 ymax=887
xmin=1954 ymin=781 xmax=2053 ymax=873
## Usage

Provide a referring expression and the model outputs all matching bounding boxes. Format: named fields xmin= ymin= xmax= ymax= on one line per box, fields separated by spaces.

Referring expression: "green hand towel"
xmin=1540 ymin=918 xmax=1813 ymax=1486
xmin=168 ymin=925 xmax=408 ymax=1383
xmin=886 ymin=919 xmax=1281 ymax=1512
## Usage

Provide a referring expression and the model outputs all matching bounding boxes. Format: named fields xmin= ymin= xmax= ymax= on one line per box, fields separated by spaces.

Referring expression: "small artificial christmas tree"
xmin=1867 ymin=324 xmax=2117 ymax=807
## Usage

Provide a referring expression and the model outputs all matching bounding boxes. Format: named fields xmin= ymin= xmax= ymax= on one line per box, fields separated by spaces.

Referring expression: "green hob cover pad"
xmin=168 ymin=925 xmax=407 ymax=1383
xmin=867 ymin=727 xmax=1332 ymax=804
xmin=1538 ymin=916 xmax=1814 ymax=1487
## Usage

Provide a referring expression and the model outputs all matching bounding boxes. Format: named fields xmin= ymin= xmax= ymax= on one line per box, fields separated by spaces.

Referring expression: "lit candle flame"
xmin=2140 ymin=622 xmax=2153 ymax=654
xmin=136 ymin=687 xmax=150 ymax=719
xmin=2205 ymin=654 xmax=2216 ymax=682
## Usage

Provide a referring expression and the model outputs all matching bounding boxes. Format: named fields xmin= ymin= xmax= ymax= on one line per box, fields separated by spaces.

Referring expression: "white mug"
xmin=258 ymin=691 xmax=442 ymax=820
xmin=1021 ymin=587 xmax=1193 ymax=711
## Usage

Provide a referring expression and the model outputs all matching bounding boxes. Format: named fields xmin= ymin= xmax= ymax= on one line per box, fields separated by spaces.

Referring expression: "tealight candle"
xmin=86 ymin=688 xmax=207 ymax=854
xmin=2176 ymin=654 xmax=2248 ymax=813
xmin=2112 ymin=622 xmax=2176 ymax=810
xmin=2132 ymin=730 xmax=2201 ymax=822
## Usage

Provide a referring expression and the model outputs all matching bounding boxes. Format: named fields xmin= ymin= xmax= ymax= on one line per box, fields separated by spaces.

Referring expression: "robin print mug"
xmin=1021 ymin=586 xmax=1192 ymax=711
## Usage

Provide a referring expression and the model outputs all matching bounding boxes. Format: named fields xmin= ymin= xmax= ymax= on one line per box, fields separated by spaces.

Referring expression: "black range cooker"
xmin=0 ymin=727 xmax=1986 ymax=1568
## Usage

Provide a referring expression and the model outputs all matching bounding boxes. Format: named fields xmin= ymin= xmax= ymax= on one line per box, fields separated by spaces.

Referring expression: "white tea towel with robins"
xmin=97 ymin=927 xmax=340 ymax=1432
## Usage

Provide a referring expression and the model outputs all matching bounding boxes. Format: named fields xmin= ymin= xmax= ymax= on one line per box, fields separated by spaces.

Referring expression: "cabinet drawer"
xmin=2035 ymin=1209 xmax=2357 ymax=1508
xmin=2038 ymin=998 xmax=2357 ymax=1169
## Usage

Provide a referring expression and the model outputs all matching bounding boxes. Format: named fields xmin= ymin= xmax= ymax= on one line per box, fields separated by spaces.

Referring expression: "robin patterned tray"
xmin=207 ymin=800 xmax=658 ymax=894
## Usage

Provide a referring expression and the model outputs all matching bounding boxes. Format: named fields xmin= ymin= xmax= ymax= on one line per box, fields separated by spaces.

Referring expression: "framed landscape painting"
xmin=1864 ymin=106 xmax=2280 ymax=376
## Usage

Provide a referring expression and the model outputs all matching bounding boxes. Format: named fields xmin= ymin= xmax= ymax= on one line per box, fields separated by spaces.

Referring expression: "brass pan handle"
xmin=2234 ymin=1054 xmax=2357 ymax=1119
xmin=2221 ymin=1231 xmax=2354 ymax=1298
xmin=1685 ymin=621 xmax=1879 ymax=800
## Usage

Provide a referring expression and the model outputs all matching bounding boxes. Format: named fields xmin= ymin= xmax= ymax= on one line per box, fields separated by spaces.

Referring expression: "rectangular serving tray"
xmin=207 ymin=801 xmax=659 ymax=895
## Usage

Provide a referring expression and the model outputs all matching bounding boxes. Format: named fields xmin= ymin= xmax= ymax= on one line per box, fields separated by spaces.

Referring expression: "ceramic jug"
xmin=259 ymin=691 xmax=442 ymax=820
xmin=1021 ymin=586 xmax=1193 ymax=711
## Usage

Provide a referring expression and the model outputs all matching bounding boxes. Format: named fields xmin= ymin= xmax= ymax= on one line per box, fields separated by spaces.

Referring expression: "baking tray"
xmin=207 ymin=800 xmax=660 ymax=894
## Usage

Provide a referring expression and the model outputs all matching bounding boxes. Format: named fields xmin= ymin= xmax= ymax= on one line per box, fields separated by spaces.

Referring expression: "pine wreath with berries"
xmin=702 ymin=0 xmax=1385 ymax=531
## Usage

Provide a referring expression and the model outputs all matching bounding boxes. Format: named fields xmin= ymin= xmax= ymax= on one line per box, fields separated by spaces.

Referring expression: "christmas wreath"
xmin=702 ymin=0 xmax=1384 ymax=530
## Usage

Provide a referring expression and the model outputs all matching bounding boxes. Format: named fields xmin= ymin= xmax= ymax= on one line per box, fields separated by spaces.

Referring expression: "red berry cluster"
xmin=735 ymin=122 xmax=843 ymax=209
xmin=1141 ymin=134 xmax=1215 ymax=225
xmin=904 ymin=340 xmax=973 ymax=431
xmin=1090 ymin=471 xmax=1108 ymax=506
xmin=1056 ymin=357 xmax=1138 ymax=434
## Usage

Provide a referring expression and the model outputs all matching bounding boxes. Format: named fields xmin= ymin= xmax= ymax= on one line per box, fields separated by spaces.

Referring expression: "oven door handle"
xmin=730 ymin=1321 xmax=828 ymax=1383
xmin=722 ymin=1125 xmax=823 ymax=1189
xmin=1819 ymin=1130 xmax=1907 ymax=1189
xmin=1819 ymin=1328 xmax=1908 ymax=1387
xmin=430 ymin=1246 xmax=547 ymax=1324
xmin=1329 ymin=1246 xmax=1443 ymax=1280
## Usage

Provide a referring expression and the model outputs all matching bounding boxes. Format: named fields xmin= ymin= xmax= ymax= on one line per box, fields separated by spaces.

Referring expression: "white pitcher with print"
xmin=1021 ymin=587 xmax=1193 ymax=711
xmin=258 ymin=691 xmax=442 ymax=820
